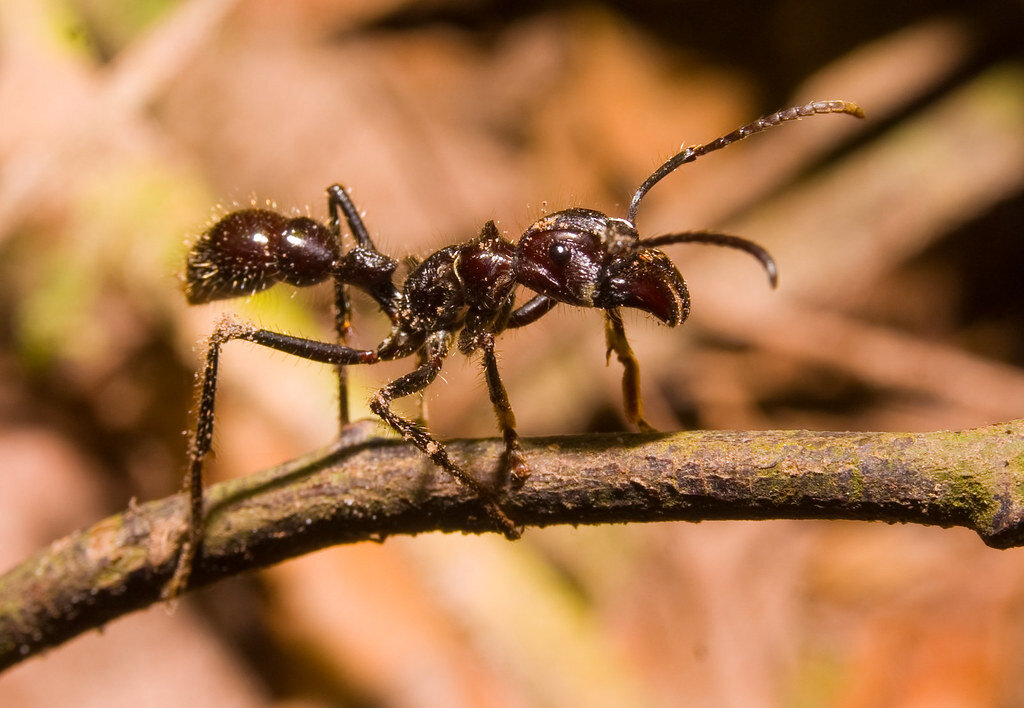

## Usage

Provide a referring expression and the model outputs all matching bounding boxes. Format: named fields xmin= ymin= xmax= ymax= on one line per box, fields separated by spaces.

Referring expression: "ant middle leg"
xmin=605 ymin=308 xmax=657 ymax=433
xmin=369 ymin=331 xmax=521 ymax=540
xmin=327 ymin=184 xmax=405 ymax=429
xmin=413 ymin=349 xmax=430 ymax=425
xmin=326 ymin=184 xmax=381 ymax=429
xmin=327 ymin=184 xmax=375 ymax=249
xmin=479 ymin=333 xmax=529 ymax=488
xmin=333 ymin=278 xmax=353 ymax=429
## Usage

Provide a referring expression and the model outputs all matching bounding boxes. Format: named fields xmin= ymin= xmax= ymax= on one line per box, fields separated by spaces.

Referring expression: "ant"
xmin=168 ymin=99 xmax=864 ymax=597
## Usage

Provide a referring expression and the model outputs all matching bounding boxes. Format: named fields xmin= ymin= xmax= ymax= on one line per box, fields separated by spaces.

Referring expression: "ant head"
xmin=513 ymin=208 xmax=690 ymax=326
xmin=185 ymin=209 xmax=340 ymax=304
xmin=513 ymin=100 xmax=867 ymax=324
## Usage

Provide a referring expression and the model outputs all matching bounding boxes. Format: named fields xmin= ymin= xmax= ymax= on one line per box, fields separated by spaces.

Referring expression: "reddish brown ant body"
xmin=169 ymin=99 xmax=864 ymax=596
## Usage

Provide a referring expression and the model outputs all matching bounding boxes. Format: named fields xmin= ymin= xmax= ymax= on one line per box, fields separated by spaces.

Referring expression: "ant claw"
xmin=506 ymin=449 xmax=530 ymax=489
xmin=636 ymin=418 xmax=658 ymax=434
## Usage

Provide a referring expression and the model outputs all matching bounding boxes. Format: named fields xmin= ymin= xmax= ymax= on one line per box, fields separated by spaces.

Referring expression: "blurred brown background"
xmin=2 ymin=0 xmax=1023 ymax=705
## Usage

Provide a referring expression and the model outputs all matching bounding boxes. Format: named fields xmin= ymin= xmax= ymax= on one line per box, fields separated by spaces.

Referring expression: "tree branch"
xmin=2 ymin=418 xmax=1023 ymax=671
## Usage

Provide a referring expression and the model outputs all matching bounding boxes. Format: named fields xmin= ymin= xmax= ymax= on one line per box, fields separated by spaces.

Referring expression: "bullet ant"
xmin=168 ymin=99 xmax=864 ymax=597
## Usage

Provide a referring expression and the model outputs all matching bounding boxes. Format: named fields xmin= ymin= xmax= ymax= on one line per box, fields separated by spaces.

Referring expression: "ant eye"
xmin=549 ymin=242 xmax=571 ymax=267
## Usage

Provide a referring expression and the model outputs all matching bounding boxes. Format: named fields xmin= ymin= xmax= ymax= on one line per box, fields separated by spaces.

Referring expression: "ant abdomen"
xmin=185 ymin=209 xmax=340 ymax=304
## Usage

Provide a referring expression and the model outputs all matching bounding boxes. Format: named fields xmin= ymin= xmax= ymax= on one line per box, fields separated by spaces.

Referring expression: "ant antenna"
xmin=644 ymin=231 xmax=779 ymax=288
xmin=627 ymin=99 xmax=864 ymax=224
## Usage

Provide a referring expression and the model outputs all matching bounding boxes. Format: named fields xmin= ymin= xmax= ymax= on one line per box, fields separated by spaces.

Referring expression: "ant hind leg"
xmin=164 ymin=316 xmax=381 ymax=600
xmin=164 ymin=317 xmax=250 ymax=599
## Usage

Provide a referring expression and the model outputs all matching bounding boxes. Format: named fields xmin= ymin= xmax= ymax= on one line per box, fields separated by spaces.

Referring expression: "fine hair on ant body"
xmin=168 ymin=99 xmax=864 ymax=597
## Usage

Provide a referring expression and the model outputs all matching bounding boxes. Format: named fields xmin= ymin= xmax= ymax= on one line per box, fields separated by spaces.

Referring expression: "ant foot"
xmin=481 ymin=496 xmax=521 ymax=540
xmin=505 ymin=446 xmax=530 ymax=489
xmin=161 ymin=539 xmax=195 ymax=601
xmin=489 ymin=506 xmax=520 ymax=540
xmin=636 ymin=417 xmax=658 ymax=434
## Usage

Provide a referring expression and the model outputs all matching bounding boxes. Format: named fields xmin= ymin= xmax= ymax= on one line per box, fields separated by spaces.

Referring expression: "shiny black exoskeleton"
xmin=168 ymin=99 xmax=864 ymax=596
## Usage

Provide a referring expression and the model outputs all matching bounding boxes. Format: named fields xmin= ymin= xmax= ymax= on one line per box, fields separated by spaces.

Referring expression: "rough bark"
xmin=2 ymin=418 xmax=1023 ymax=671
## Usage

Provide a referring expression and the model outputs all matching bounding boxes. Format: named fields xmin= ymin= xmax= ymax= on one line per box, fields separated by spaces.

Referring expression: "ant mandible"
xmin=168 ymin=99 xmax=864 ymax=597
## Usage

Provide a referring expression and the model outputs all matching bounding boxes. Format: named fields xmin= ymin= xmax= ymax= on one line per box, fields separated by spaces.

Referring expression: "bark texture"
xmin=2 ymin=418 xmax=1023 ymax=671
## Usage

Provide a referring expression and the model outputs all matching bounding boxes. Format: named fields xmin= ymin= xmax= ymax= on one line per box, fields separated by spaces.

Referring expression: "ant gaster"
xmin=168 ymin=99 xmax=864 ymax=597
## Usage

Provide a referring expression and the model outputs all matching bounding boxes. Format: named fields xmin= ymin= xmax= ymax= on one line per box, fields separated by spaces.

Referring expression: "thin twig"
xmin=2 ymin=418 xmax=1023 ymax=671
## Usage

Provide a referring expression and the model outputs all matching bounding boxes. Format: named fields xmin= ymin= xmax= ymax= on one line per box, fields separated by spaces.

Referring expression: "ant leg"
xmin=507 ymin=294 xmax=558 ymax=329
xmin=369 ymin=331 xmax=521 ymax=540
xmin=325 ymin=184 xmax=375 ymax=430
xmin=605 ymin=308 xmax=657 ymax=433
xmin=333 ymin=278 xmax=352 ymax=429
xmin=413 ymin=349 xmax=429 ymax=425
xmin=644 ymin=231 xmax=778 ymax=288
xmin=165 ymin=316 xmax=381 ymax=599
xmin=479 ymin=333 xmax=529 ymax=487
xmin=163 ymin=319 xmax=234 ymax=600
xmin=327 ymin=184 xmax=376 ymax=250
xmin=327 ymin=184 xmax=403 ymax=324
xmin=509 ymin=300 xmax=653 ymax=433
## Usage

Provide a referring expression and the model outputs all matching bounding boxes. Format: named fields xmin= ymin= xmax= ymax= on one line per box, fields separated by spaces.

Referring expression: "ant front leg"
xmin=369 ymin=331 xmax=521 ymax=540
xmin=605 ymin=308 xmax=657 ymax=433
xmin=165 ymin=316 xmax=380 ymax=600
xmin=507 ymin=294 xmax=558 ymax=329
xmin=508 ymin=297 xmax=655 ymax=432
